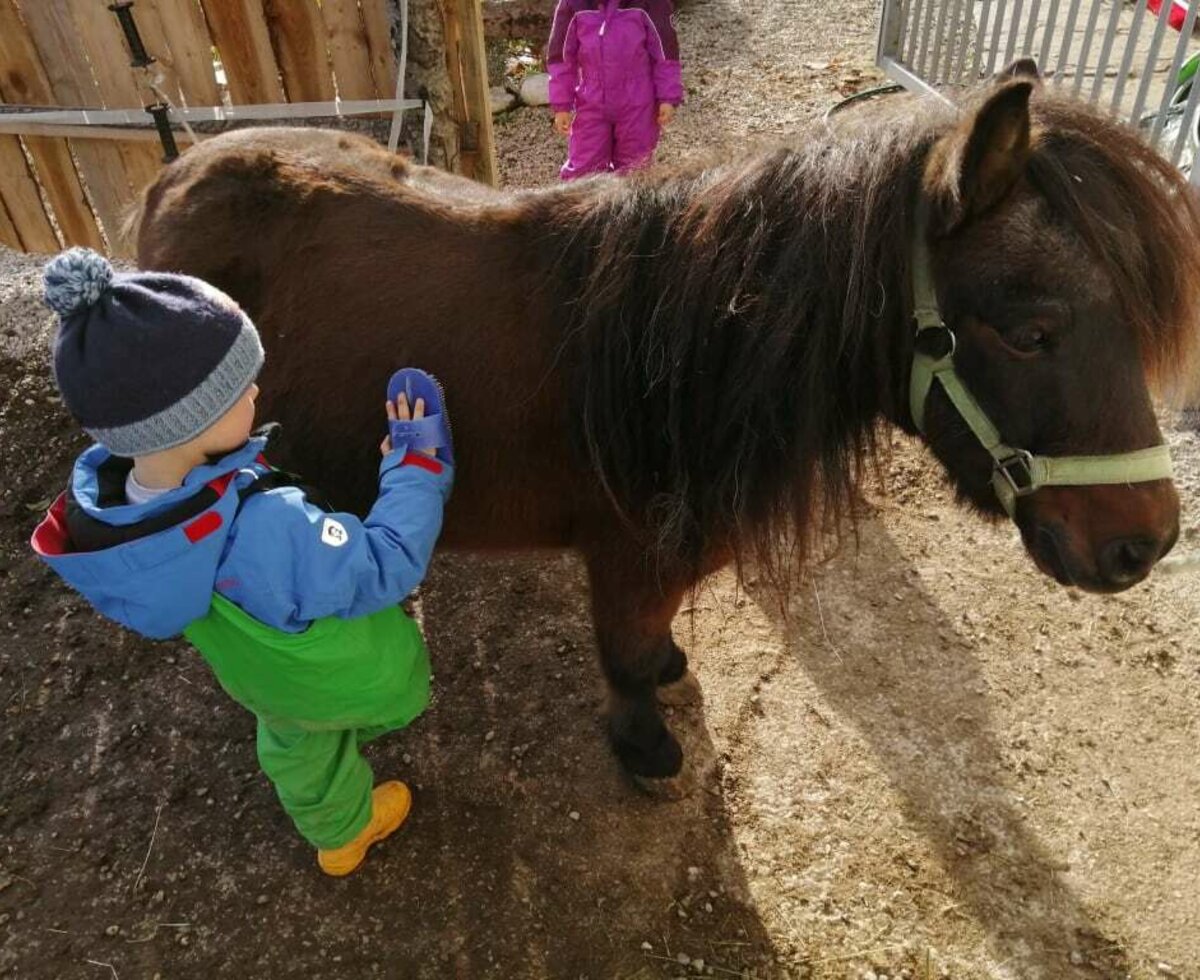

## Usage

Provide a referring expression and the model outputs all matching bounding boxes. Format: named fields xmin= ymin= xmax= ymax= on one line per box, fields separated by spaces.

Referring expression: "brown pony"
xmin=134 ymin=71 xmax=1200 ymax=782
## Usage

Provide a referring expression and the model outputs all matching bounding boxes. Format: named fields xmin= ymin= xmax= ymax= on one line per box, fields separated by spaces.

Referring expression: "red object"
xmin=183 ymin=510 xmax=223 ymax=543
xmin=401 ymin=452 xmax=443 ymax=475
xmin=1148 ymin=0 xmax=1191 ymax=31
xmin=30 ymin=494 xmax=70 ymax=557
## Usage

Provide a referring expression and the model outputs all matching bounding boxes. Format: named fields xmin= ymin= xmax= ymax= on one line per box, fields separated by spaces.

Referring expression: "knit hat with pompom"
xmin=43 ymin=248 xmax=263 ymax=456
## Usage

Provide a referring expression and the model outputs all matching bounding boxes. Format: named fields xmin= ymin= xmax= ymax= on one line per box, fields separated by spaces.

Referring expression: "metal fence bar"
xmin=1021 ymin=0 xmax=1043 ymax=58
xmin=902 ymin=0 xmax=926 ymax=61
xmin=952 ymin=0 xmax=977 ymax=80
xmin=1149 ymin=1 xmax=1200 ymax=146
xmin=877 ymin=0 xmax=1200 ymax=180
xmin=878 ymin=0 xmax=906 ymax=60
xmin=895 ymin=0 xmax=912 ymax=57
xmin=930 ymin=0 xmax=953 ymax=83
xmin=916 ymin=0 xmax=938 ymax=76
xmin=984 ymin=0 xmax=1011 ymax=75
xmin=1071 ymin=0 xmax=1107 ymax=96
xmin=1037 ymin=0 xmax=1063 ymax=72
xmin=1052 ymin=0 xmax=1084 ymax=87
xmin=1089 ymin=0 xmax=1124 ymax=102
xmin=1130 ymin=2 xmax=1173 ymax=122
xmin=1110 ymin=0 xmax=1150 ymax=113
xmin=972 ymin=0 xmax=996 ymax=78
xmin=1004 ymin=0 xmax=1026 ymax=67
xmin=938 ymin=0 xmax=958 ymax=83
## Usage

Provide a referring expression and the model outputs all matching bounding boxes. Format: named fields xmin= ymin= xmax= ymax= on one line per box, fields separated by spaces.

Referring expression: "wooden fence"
xmin=0 ymin=0 xmax=399 ymax=257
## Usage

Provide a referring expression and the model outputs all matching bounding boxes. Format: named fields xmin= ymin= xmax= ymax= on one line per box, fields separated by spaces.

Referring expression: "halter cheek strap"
xmin=909 ymin=202 xmax=1173 ymax=519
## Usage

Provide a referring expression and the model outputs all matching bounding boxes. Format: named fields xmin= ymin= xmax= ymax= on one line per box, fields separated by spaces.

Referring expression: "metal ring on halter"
xmin=914 ymin=323 xmax=957 ymax=361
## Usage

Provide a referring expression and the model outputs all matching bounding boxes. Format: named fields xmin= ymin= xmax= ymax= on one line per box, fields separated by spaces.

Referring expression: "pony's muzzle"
xmin=1017 ymin=481 xmax=1180 ymax=593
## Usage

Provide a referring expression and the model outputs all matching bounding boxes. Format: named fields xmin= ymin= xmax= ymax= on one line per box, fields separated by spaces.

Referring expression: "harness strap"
xmin=909 ymin=201 xmax=1173 ymax=518
xmin=65 ymin=462 xmax=314 ymax=553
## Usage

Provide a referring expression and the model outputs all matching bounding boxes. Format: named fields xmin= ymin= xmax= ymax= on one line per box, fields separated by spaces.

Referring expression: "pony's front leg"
xmin=585 ymin=550 xmax=688 ymax=779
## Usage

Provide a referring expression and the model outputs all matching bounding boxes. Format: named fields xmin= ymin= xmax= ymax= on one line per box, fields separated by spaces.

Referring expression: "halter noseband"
xmin=908 ymin=203 xmax=1173 ymax=519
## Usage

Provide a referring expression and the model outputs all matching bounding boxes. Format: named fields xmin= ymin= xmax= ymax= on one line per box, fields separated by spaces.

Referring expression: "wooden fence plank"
xmin=361 ymin=0 xmax=398 ymax=98
xmin=0 ymin=136 xmax=60 ymax=252
xmin=0 ymin=0 xmax=103 ymax=249
xmin=136 ymin=0 xmax=222 ymax=108
xmin=199 ymin=0 xmax=286 ymax=104
xmin=19 ymin=1 xmax=136 ymax=252
xmin=321 ymin=0 xmax=377 ymax=100
xmin=22 ymin=137 xmax=105 ymax=249
xmin=263 ymin=0 xmax=334 ymax=102
xmin=0 ymin=195 xmax=20 ymax=250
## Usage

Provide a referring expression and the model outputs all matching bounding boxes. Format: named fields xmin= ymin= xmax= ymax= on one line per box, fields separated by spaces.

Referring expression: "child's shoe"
xmin=317 ymin=781 xmax=412 ymax=877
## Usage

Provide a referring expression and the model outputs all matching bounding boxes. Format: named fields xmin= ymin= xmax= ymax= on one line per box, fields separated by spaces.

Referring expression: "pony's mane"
xmin=539 ymin=86 xmax=1200 ymax=585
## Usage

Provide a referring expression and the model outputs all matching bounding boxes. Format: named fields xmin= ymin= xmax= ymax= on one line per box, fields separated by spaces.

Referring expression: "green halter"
xmin=908 ymin=205 xmax=1173 ymax=519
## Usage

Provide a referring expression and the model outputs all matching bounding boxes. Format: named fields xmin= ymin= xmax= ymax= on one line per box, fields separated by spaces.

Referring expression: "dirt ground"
xmin=3 ymin=0 xmax=1200 ymax=978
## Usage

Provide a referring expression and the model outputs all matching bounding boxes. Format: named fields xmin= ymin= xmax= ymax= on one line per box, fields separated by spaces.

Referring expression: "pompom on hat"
xmin=43 ymin=248 xmax=264 ymax=457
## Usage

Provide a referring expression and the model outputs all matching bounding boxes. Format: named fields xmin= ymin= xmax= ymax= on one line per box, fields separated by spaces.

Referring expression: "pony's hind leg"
xmin=585 ymin=550 xmax=688 ymax=780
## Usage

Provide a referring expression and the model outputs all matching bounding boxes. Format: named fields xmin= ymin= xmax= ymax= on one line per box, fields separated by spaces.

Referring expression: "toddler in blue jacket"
xmin=32 ymin=248 xmax=453 ymax=876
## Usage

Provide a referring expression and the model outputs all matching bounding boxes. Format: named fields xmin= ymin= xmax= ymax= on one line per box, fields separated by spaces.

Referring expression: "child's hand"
xmin=553 ymin=111 xmax=572 ymax=136
xmin=381 ymin=393 xmax=436 ymax=457
xmin=657 ymin=103 xmax=676 ymax=128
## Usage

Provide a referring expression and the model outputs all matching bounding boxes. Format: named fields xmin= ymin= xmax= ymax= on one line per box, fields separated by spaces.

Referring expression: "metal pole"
xmin=1131 ymin=1 xmax=1173 ymax=122
xmin=1052 ymin=0 xmax=1084 ymax=87
xmin=1150 ymin=0 xmax=1200 ymax=149
xmin=1072 ymin=0 xmax=1107 ymax=97
xmin=1110 ymin=0 xmax=1149 ymax=114
xmin=1089 ymin=0 xmax=1125 ymax=103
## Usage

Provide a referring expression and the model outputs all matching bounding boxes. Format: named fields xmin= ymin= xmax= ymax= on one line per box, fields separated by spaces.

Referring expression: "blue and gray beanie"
xmin=43 ymin=248 xmax=264 ymax=457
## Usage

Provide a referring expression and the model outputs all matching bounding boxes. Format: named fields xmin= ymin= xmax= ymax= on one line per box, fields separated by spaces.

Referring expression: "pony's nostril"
xmin=1099 ymin=536 xmax=1159 ymax=585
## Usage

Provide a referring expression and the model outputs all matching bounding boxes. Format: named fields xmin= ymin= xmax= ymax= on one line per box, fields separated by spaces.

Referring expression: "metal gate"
xmin=876 ymin=0 xmax=1200 ymax=181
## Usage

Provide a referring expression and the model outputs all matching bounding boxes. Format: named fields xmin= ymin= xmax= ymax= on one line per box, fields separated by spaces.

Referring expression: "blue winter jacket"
xmin=32 ymin=436 xmax=453 ymax=639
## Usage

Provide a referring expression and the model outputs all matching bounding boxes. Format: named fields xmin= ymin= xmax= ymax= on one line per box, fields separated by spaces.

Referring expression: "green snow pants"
xmin=184 ymin=595 xmax=430 ymax=849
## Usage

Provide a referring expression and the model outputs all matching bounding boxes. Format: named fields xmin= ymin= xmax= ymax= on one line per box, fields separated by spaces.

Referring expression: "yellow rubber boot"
xmin=317 ymin=781 xmax=412 ymax=877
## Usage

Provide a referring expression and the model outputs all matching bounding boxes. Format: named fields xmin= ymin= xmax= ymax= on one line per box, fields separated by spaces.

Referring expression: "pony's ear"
xmin=928 ymin=80 xmax=1034 ymax=227
xmin=996 ymin=57 xmax=1042 ymax=82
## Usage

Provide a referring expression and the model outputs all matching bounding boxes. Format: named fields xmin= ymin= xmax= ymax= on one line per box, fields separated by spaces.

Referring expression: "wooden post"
xmin=441 ymin=0 xmax=497 ymax=185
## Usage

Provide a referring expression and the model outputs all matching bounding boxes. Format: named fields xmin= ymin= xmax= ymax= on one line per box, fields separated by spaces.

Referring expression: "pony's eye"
xmin=995 ymin=317 xmax=1058 ymax=355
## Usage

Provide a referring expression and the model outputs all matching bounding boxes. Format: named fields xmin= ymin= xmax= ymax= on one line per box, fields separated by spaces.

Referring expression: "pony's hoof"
xmin=612 ymin=726 xmax=684 ymax=779
xmin=657 ymin=670 xmax=702 ymax=706
xmin=632 ymin=767 xmax=696 ymax=800
xmin=657 ymin=641 xmax=688 ymax=685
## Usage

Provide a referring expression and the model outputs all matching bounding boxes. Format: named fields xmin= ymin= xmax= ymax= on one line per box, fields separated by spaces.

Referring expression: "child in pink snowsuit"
xmin=547 ymin=0 xmax=683 ymax=180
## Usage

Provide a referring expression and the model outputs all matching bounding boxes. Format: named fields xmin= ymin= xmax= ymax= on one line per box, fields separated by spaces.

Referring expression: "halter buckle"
xmin=913 ymin=322 xmax=956 ymax=361
xmin=995 ymin=450 xmax=1037 ymax=497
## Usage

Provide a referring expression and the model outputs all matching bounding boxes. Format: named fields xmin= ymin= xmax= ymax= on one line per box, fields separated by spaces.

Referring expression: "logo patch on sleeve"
xmin=320 ymin=517 xmax=349 ymax=548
